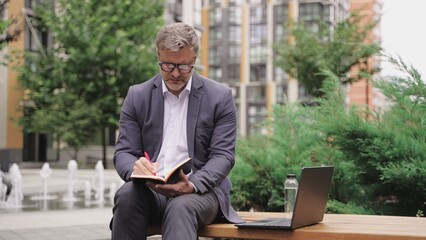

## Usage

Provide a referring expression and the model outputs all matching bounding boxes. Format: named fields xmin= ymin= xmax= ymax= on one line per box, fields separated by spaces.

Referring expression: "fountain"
xmin=0 ymin=171 xmax=8 ymax=205
xmin=6 ymin=163 xmax=23 ymax=208
xmin=0 ymin=159 xmax=123 ymax=213
xmin=62 ymin=160 xmax=79 ymax=202
xmin=109 ymin=182 xmax=117 ymax=206
xmin=30 ymin=162 xmax=57 ymax=201
xmin=84 ymin=180 xmax=92 ymax=207
xmin=92 ymin=160 xmax=105 ymax=204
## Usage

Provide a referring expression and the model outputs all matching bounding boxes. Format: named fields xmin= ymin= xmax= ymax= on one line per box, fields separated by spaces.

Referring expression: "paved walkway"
xmin=0 ymin=167 xmax=161 ymax=240
xmin=0 ymin=208 xmax=112 ymax=240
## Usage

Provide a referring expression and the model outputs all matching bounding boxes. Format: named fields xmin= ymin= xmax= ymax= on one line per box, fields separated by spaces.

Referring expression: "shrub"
xmin=231 ymin=58 xmax=426 ymax=216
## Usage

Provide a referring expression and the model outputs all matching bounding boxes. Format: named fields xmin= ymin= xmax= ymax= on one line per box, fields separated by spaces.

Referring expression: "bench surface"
xmin=148 ymin=211 xmax=426 ymax=240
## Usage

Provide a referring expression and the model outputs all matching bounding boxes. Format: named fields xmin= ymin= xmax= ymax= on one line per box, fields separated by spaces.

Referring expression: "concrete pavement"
xmin=0 ymin=207 xmax=112 ymax=240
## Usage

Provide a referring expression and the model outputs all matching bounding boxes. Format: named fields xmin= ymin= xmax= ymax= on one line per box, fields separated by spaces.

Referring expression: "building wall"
xmin=346 ymin=0 xmax=383 ymax=110
xmin=1 ymin=0 xmax=25 ymax=168
xmin=0 ymin=48 xmax=7 ymax=149
xmin=203 ymin=0 xmax=352 ymax=136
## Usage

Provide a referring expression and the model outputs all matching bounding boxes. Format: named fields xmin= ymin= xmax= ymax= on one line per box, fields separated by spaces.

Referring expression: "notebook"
xmin=235 ymin=166 xmax=334 ymax=230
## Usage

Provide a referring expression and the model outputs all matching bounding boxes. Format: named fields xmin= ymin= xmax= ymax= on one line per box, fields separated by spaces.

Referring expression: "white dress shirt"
xmin=155 ymin=77 xmax=192 ymax=177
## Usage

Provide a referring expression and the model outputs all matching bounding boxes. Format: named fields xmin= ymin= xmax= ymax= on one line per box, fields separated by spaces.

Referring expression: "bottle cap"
xmin=286 ymin=173 xmax=296 ymax=178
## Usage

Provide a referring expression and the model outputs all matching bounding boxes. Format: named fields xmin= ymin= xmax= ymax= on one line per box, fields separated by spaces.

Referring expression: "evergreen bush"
xmin=231 ymin=58 xmax=426 ymax=216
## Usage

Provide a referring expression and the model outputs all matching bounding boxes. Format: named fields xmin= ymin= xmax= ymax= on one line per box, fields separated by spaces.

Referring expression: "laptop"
xmin=235 ymin=166 xmax=334 ymax=230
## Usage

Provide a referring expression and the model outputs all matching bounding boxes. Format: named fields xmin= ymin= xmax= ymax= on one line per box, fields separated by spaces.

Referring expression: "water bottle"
xmin=284 ymin=173 xmax=298 ymax=216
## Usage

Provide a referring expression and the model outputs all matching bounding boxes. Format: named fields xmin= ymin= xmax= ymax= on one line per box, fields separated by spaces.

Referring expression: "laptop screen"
xmin=235 ymin=166 xmax=334 ymax=230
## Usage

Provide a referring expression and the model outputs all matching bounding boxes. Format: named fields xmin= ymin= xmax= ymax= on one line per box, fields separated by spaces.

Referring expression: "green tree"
xmin=18 ymin=54 xmax=101 ymax=161
xmin=370 ymin=57 xmax=426 ymax=215
xmin=18 ymin=0 xmax=164 ymax=167
xmin=0 ymin=0 xmax=22 ymax=61
xmin=274 ymin=12 xmax=381 ymax=97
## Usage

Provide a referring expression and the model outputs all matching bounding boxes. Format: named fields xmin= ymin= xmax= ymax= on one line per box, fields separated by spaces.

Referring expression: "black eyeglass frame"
xmin=158 ymin=62 xmax=195 ymax=74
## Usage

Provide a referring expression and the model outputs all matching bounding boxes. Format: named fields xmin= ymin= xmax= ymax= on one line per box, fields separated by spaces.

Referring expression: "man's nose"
xmin=171 ymin=67 xmax=180 ymax=77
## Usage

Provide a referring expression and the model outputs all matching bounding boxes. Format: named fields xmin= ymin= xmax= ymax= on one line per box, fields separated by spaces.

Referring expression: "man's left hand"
xmin=146 ymin=170 xmax=195 ymax=197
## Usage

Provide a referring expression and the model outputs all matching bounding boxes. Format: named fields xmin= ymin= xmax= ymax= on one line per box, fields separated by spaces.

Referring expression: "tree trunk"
xmin=56 ymin=137 xmax=60 ymax=162
xmin=73 ymin=148 xmax=79 ymax=161
xmin=102 ymin=126 xmax=107 ymax=169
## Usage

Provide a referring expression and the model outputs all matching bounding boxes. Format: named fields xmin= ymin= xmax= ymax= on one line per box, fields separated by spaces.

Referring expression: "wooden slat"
xmin=148 ymin=212 xmax=426 ymax=240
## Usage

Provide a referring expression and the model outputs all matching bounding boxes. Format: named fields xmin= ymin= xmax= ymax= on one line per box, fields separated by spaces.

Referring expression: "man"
xmin=110 ymin=22 xmax=244 ymax=239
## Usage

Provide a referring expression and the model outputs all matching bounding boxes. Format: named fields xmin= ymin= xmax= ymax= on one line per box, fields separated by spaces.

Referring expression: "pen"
xmin=144 ymin=151 xmax=156 ymax=176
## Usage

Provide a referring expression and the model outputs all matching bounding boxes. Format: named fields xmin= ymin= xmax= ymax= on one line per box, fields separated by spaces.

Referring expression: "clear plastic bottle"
xmin=284 ymin=173 xmax=298 ymax=216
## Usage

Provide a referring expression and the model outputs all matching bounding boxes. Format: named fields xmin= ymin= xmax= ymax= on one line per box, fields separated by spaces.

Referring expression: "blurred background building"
xmin=199 ymin=0 xmax=350 ymax=136
xmin=0 ymin=0 xmax=382 ymax=166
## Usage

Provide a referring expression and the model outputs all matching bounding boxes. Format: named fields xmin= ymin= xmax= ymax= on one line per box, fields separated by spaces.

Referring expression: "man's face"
xmin=158 ymin=47 xmax=196 ymax=96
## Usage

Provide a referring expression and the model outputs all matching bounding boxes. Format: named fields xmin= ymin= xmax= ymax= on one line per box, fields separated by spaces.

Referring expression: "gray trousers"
xmin=110 ymin=181 xmax=219 ymax=240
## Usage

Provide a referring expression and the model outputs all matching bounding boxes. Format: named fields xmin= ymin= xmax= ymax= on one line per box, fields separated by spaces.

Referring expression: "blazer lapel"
xmin=187 ymin=73 xmax=203 ymax=158
xmin=151 ymin=76 xmax=164 ymax=161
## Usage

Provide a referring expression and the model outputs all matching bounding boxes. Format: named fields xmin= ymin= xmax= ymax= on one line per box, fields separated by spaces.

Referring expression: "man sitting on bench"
xmin=110 ymin=22 xmax=244 ymax=240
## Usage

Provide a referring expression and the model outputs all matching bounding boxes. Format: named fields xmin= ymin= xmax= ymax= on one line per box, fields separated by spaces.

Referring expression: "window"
xmin=250 ymin=64 xmax=266 ymax=82
xmin=229 ymin=25 xmax=241 ymax=44
xmin=250 ymin=5 xmax=266 ymax=24
xmin=24 ymin=17 xmax=49 ymax=52
xmin=274 ymin=24 xmax=289 ymax=41
xmin=230 ymin=85 xmax=239 ymax=99
xmin=209 ymin=28 xmax=222 ymax=43
xmin=274 ymin=4 xmax=289 ymax=41
xmin=209 ymin=67 xmax=223 ymax=81
xmin=228 ymin=64 xmax=240 ymax=82
xmin=249 ymin=45 xmax=267 ymax=64
xmin=229 ymin=0 xmax=244 ymax=6
xmin=274 ymin=67 xmax=288 ymax=84
xmin=249 ymin=25 xmax=267 ymax=45
xmin=25 ymin=0 xmax=43 ymax=9
xmin=276 ymin=84 xmax=288 ymax=104
xmin=304 ymin=22 xmax=320 ymax=34
xmin=299 ymin=3 xmax=322 ymax=22
xmin=194 ymin=0 xmax=202 ymax=27
xmin=274 ymin=4 xmax=288 ymax=23
xmin=228 ymin=6 xmax=242 ymax=25
xmin=248 ymin=0 xmax=265 ymax=5
xmin=209 ymin=7 xmax=222 ymax=25
xmin=210 ymin=0 xmax=222 ymax=7
xmin=247 ymin=85 xmax=265 ymax=102
xmin=323 ymin=5 xmax=332 ymax=22
xmin=228 ymin=45 xmax=241 ymax=64
xmin=247 ymin=103 xmax=267 ymax=136
xmin=209 ymin=46 xmax=222 ymax=65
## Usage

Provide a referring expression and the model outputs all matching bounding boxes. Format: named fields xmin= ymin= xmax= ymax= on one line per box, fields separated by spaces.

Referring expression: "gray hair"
xmin=156 ymin=22 xmax=199 ymax=57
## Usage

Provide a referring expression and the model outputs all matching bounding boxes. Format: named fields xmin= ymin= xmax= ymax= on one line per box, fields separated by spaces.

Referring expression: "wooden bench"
xmin=148 ymin=211 xmax=426 ymax=240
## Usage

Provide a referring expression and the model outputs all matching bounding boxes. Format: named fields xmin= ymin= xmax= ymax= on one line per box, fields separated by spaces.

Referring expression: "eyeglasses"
xmin=158 ymin=62 xmax=194 ymax=74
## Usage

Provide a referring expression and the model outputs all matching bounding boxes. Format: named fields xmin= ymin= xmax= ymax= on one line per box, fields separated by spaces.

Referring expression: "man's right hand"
xmin=132 ymin=157 xmax=158 ymax=176
xmin=146 ymin=170 xmax=195 ymax=197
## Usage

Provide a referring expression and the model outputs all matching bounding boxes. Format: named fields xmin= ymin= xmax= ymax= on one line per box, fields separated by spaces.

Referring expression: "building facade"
xmin=1 ymin=0 xmax=26 ymax=169
xmin=199 ymin=0 xmax=355 ymax=136
xmin=346 ymin=0 xmax=383 ymax=110
xmin=0 ymin=0 xmax=381 ymax=165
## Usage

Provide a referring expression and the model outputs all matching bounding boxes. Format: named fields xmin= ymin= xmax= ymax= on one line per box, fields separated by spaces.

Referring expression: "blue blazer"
xmin=114 ymin=72 xmax=243 ymax=223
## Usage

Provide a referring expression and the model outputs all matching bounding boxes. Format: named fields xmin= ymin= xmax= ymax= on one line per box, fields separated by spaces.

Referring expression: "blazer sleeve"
xmin=113 ymin=86 xmax=143 ymax=181
xmin=188 ymin=87 xmax=237 ymax=194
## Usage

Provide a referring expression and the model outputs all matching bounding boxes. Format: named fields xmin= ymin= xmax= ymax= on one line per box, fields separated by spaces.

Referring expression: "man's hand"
xmin=146 ymin=170 xmax=195 ymax=197
xmin=132 ymin=156 xmax=158 ymax=176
